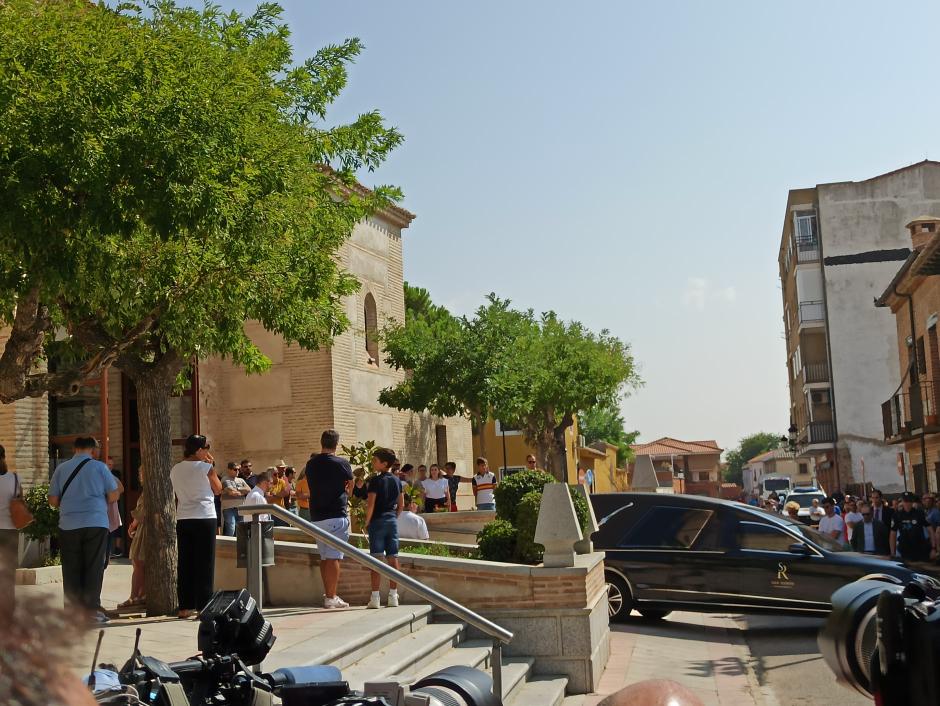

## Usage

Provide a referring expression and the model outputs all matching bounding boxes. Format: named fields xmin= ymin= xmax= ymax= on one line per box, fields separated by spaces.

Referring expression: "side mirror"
xmin=789 ymin=542 xmax=811 ymax=556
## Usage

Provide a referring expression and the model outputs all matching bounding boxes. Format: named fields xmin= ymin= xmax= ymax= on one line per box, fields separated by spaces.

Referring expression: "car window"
xmin=785 ymin=494 xmax=824 ymax=509
xmin=780 ymin=518 xmax=847 ymax=552
xmin=619 ymin=507 xmax=714 ymax=549
xmin=738 ymin=521 xmax=796 ymax=552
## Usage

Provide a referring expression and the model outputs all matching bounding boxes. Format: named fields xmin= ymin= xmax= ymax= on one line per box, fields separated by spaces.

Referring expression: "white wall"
xmin=817 ymin=162 xmax=940 ymax=494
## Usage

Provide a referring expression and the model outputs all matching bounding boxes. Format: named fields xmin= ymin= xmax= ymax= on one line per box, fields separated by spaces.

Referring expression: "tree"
xmin=380 ymin=295 xmax=534 ymax=458
xmin=0 ymin=0 xmax=401 ymax=614
xmin=508 ymin=313 xmax=640 ymax=479
xmin=404 ymin=282 xmax=452 ymax=326
xmin=578 ymin=398 xmax=639 ymax=466
xmin=723 ymin=432 xmax=782 ymax=485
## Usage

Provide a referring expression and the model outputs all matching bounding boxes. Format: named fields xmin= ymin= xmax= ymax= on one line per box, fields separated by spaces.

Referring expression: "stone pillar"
xmin=535 ymin=483 xmax=583 ymax=568
xmin=572 ymin=483 xmax=598 ymax=554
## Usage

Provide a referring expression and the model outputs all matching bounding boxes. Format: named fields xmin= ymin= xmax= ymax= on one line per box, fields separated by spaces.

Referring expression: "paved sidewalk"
xmin=582 ymin=612 xmax=778 ymax=706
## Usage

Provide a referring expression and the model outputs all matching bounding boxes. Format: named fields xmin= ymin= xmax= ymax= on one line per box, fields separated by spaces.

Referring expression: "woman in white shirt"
xmin=0 ymin=444 xmax=20 ymax=613
xmin=169 ymin=434 xmax=221 ymax=619
xmin=420 ymin=464 xmax=451 ymax=514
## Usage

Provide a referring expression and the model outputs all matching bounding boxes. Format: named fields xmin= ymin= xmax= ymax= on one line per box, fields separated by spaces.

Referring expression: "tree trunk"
xmin=471 ymin=411 xmax=487 ymax=460
xmin=123 ymin=354 xmax=184 ymax=616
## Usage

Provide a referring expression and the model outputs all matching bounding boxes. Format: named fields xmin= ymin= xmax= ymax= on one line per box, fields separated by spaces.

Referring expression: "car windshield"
xmin=786 ymin=494 xmax=823 ymax=509
xmin=778 ymin=517 xmax=846 ymax=552
xmin=763 ymin=479 xmax=790 ymax=492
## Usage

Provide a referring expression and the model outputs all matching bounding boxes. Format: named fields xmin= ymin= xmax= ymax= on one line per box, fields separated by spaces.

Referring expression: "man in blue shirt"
xmin=49 ymin=436 xmax=120 ymax=623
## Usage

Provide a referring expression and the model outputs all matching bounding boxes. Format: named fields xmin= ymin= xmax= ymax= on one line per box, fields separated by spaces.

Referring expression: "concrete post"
xmin=534 ymin=483 xmax=583 ymax=568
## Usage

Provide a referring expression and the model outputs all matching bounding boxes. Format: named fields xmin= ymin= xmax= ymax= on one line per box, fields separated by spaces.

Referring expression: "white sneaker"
xmin=387 ymin=591 xmax=399 ymax=607
xmin=324 ymin=596 xmax=349 ymax=609
xmin=367 ymin=592 xmax=382 ymax=609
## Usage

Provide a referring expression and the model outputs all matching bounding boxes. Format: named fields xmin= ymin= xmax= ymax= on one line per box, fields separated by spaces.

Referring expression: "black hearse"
xmin=589 ymin=493 xmax=938 ymax=621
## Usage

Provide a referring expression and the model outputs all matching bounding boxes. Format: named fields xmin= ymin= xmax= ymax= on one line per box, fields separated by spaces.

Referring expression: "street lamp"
xmin=780 ymin=422 xmax=798 ymax=456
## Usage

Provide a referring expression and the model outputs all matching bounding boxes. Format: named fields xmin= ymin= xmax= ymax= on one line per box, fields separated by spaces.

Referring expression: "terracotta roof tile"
xmin=631 ymin=437 xmax=723 ymax=456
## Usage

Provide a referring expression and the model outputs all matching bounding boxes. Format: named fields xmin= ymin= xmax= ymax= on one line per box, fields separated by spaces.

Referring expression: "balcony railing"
xmin=803 ymin=362 xmax=829 ymax=384
xmin=798 ymin=300 xmax=825 ymax=324
xmin=805 ymin=421 xmax=835 ymax=444
xmin=881 ymin=381 xmax=938 ymax=440
xmin=796 ymin=238 xmax=820 ymax=263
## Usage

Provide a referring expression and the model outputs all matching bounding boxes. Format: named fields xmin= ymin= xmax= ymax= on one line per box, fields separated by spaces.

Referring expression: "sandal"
xmin=117 ymin=598 xmax=137 ymax=609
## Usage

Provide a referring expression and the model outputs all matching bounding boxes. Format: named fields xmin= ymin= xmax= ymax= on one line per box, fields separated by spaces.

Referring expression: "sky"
xmin=222 ymin=0 xmax=940 ymax=454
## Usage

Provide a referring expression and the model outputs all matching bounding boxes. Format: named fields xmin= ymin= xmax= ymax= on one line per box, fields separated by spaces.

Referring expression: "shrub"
xmin=401 ymin=542 xmax=453 ymax=557
xmin=494 ymin=470 xmax=555 ymax=523
xmin=568 ymin=485 xmax=590 ymax=536
xmin=476 ymin=519 xmax=518 ymax=563
xmin=22 ymin=483 xmax=59 ymax=543
xmin=513 ymin=490 xmax=544 ymax=564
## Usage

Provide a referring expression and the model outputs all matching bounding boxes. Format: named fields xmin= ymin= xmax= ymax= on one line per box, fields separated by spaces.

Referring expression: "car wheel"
xmin=638 ymin=609 xmax=671 ymax=620
xmin=605 ymin=572 xmax=633 ymax=622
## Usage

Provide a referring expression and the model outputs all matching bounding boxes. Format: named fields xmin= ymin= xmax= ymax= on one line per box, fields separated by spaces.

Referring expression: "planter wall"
xmin=215 ymin=537 xmax=607 ymax=693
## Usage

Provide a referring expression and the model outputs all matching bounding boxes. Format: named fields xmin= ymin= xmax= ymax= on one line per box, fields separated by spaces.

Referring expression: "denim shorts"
xmin=313 ymin=516 xmax=350 ymax=560
xmin=368 ymin=515 xmax=399 ymax=557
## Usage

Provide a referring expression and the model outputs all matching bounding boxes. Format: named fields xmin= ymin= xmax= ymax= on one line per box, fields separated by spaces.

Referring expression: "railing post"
xmin=247 ymin=514 xmax=263 ymax=612
xmin=492 ymin=640 xmax=503 ymax=699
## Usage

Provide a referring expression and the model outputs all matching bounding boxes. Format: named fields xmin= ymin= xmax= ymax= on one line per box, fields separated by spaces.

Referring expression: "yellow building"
xmin=472 ymin=418 xmax=624 ymax=492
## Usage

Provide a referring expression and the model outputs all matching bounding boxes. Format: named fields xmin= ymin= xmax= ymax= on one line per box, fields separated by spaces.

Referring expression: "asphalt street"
xmin=732 ymin=614 xmax=871 ymax=706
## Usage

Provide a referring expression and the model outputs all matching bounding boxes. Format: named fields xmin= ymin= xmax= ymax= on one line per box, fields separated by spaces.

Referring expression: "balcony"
xmin=798 ymin=301 xmax=825 ymax=327
xmin=881 ymin=381 xmax=940 ymax=442
xmin=802 ymin=362 xmax=829 ymax=385
xmin=795 ymin=238 xmax=820 ymax=264
xmin=803 ymin=421 xmax=834 ymax=445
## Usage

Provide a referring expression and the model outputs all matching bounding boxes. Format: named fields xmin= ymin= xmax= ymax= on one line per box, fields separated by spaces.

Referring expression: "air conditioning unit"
xmin=811 ymin=390 xmax=830 ymax=405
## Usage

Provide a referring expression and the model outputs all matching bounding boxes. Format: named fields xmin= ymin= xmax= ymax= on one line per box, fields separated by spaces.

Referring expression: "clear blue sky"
xmin=224 ymin=0 xmax=940 ymax=453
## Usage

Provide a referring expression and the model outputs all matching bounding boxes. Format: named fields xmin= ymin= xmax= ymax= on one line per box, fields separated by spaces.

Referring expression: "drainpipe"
xmin=895 ymin=282 xmax=921 ymax=493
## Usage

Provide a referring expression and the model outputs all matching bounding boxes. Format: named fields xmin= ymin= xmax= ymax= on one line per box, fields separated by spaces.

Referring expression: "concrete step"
xmin=342 ymin=622 xmax=467 ymax=690
xmin=508 ymin=675 xmax=569 ymax=706
xmin=261 ymin=605 xmax=433 ymax=672
xmin=402 ymin=638 xmax=493 ymax=677
xmin=559 ymin=696 xmax=586 ymax=706
xmin=495 ymin=657 xmax=535 ymax=704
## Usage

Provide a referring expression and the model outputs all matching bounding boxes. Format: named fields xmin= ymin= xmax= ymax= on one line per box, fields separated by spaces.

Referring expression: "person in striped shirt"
xmin=472 ymin=457 xmax=498 ymax=511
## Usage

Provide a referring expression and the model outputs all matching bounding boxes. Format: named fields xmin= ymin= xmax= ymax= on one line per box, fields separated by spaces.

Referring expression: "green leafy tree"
xmin=381 ymin=295 xmax=535 ymax=458
xmin=724 ymin=432 xmax=782 ymax=485
xmin=578 ymin=397 xmax=640 ymax=466
xmin=0 ymin=1 xmax=401 ymax=613
xmin=507 ymin=313 xmax=640 ymax=480
xmin=403 ymin=282 xmax=452 ymax=326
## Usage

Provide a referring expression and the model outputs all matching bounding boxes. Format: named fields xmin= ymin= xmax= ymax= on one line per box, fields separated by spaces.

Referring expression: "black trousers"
xmin=176 ymin=518 xmax=217 ymax=611
xmin=59 ymin=526 xmax=109 ymax=612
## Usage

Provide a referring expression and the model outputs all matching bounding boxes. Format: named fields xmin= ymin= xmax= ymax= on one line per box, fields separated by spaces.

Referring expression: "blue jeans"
xmin=368 ymin=515 xmax=400 ymax=557
xmin=222 ymin=508 xmax=240 ymax=537
xmin=477 ymin=502 xmax=495 ymax=511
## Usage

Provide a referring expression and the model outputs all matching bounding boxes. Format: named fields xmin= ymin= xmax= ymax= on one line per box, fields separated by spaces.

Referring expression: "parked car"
xmin=589 ymin=492 xmax=938 ymax=622
xmin=780 ymin=487 xmax=828 ymax=524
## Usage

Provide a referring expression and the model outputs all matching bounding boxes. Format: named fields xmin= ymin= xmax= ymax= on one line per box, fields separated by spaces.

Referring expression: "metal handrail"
xmin=238 ymin=504 xmax=512 ymax=694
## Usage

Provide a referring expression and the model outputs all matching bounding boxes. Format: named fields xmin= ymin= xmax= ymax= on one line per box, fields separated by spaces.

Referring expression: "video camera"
xmin=88 ymin=589 xmax=501 ymax=706
xmin=819 ymin=577 xmax=940 ymax=706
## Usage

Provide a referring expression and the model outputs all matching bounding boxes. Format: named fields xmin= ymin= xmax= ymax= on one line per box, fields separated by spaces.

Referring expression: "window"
xmin=364 ymin=293 xmax=378 ymax=365
xmin=619 ymin=507 xmax=715 ymax=550
xmin=798 ymin=463 xmax=809 ymax=475
xmin=794 ymin=211 xmax=817 ymax=243
xmin=435 ymin=424 xmax=448 ymax=466
xmin=917 ymin=336 xmax=927 ymax=376
xmin=738 ymin=521 xmax=795 ymax=552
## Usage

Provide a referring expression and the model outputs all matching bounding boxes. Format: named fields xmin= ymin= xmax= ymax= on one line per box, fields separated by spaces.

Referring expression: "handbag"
xmin=9 ymin=473 xmax=33 ymax=530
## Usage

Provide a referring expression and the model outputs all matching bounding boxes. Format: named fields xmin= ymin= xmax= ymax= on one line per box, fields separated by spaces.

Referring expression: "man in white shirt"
xmin=842 ymin=497 xmax=863 ymax=541
xmin=398 ymin=496 xmax=430 ymax=540
xmin=818 ymin=497 xmax=845 ymax=540
xmin=242 ymin=470 xmax=272 ymax=522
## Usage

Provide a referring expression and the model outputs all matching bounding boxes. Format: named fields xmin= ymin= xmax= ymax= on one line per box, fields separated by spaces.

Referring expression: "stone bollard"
xmin=572 ymin=483 xmax=599 ymax=554
xmin=535 ymin=483 xmax=583 ymax=567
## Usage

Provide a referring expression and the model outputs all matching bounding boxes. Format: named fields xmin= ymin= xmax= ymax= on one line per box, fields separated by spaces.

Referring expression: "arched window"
xmin=364 ymin=293 xmax=379 ymax=365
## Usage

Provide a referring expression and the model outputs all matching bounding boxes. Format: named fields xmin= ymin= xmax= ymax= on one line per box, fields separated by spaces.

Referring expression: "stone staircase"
xmin=260 ymin=604 xmax=569 ymax=706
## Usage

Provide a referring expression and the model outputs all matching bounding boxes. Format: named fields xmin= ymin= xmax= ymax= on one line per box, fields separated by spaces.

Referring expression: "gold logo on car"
xmin=777 ymin=563 xmax=790 ymax=581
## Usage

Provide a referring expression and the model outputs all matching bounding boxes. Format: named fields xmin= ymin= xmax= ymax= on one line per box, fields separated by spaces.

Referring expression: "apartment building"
xmin=876 ymin=217 xmax=940 ymax=494
xmin=779 ymin=160 xmax=940 ymax=495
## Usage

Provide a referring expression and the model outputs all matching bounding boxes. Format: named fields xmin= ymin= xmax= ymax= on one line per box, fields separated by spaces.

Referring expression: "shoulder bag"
xmin=10 ymin=473 xmax=34 ymax=530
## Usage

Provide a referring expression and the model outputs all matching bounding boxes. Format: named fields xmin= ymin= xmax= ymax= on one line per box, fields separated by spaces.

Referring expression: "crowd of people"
xmin=758 ymin=488 xmax=940 ymax=561
xmin=0 ymin=431 xmax=505 ymax=624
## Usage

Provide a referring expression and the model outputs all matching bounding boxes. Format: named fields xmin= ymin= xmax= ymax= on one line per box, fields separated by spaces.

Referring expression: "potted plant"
xmin=20 ymin=483 xmax=60 ymax=568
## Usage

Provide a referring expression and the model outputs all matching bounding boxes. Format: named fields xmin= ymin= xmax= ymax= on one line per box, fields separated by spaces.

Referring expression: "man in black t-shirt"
xmin=443 ymin=461 xmax=470 ymax=512
xmin=890 ymin=491 xmax=931 ymax=561
xmin=305 ymin=429 xmax=354 ymax=609
xmin=365 ymin=448 xmax=404 ymax=609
